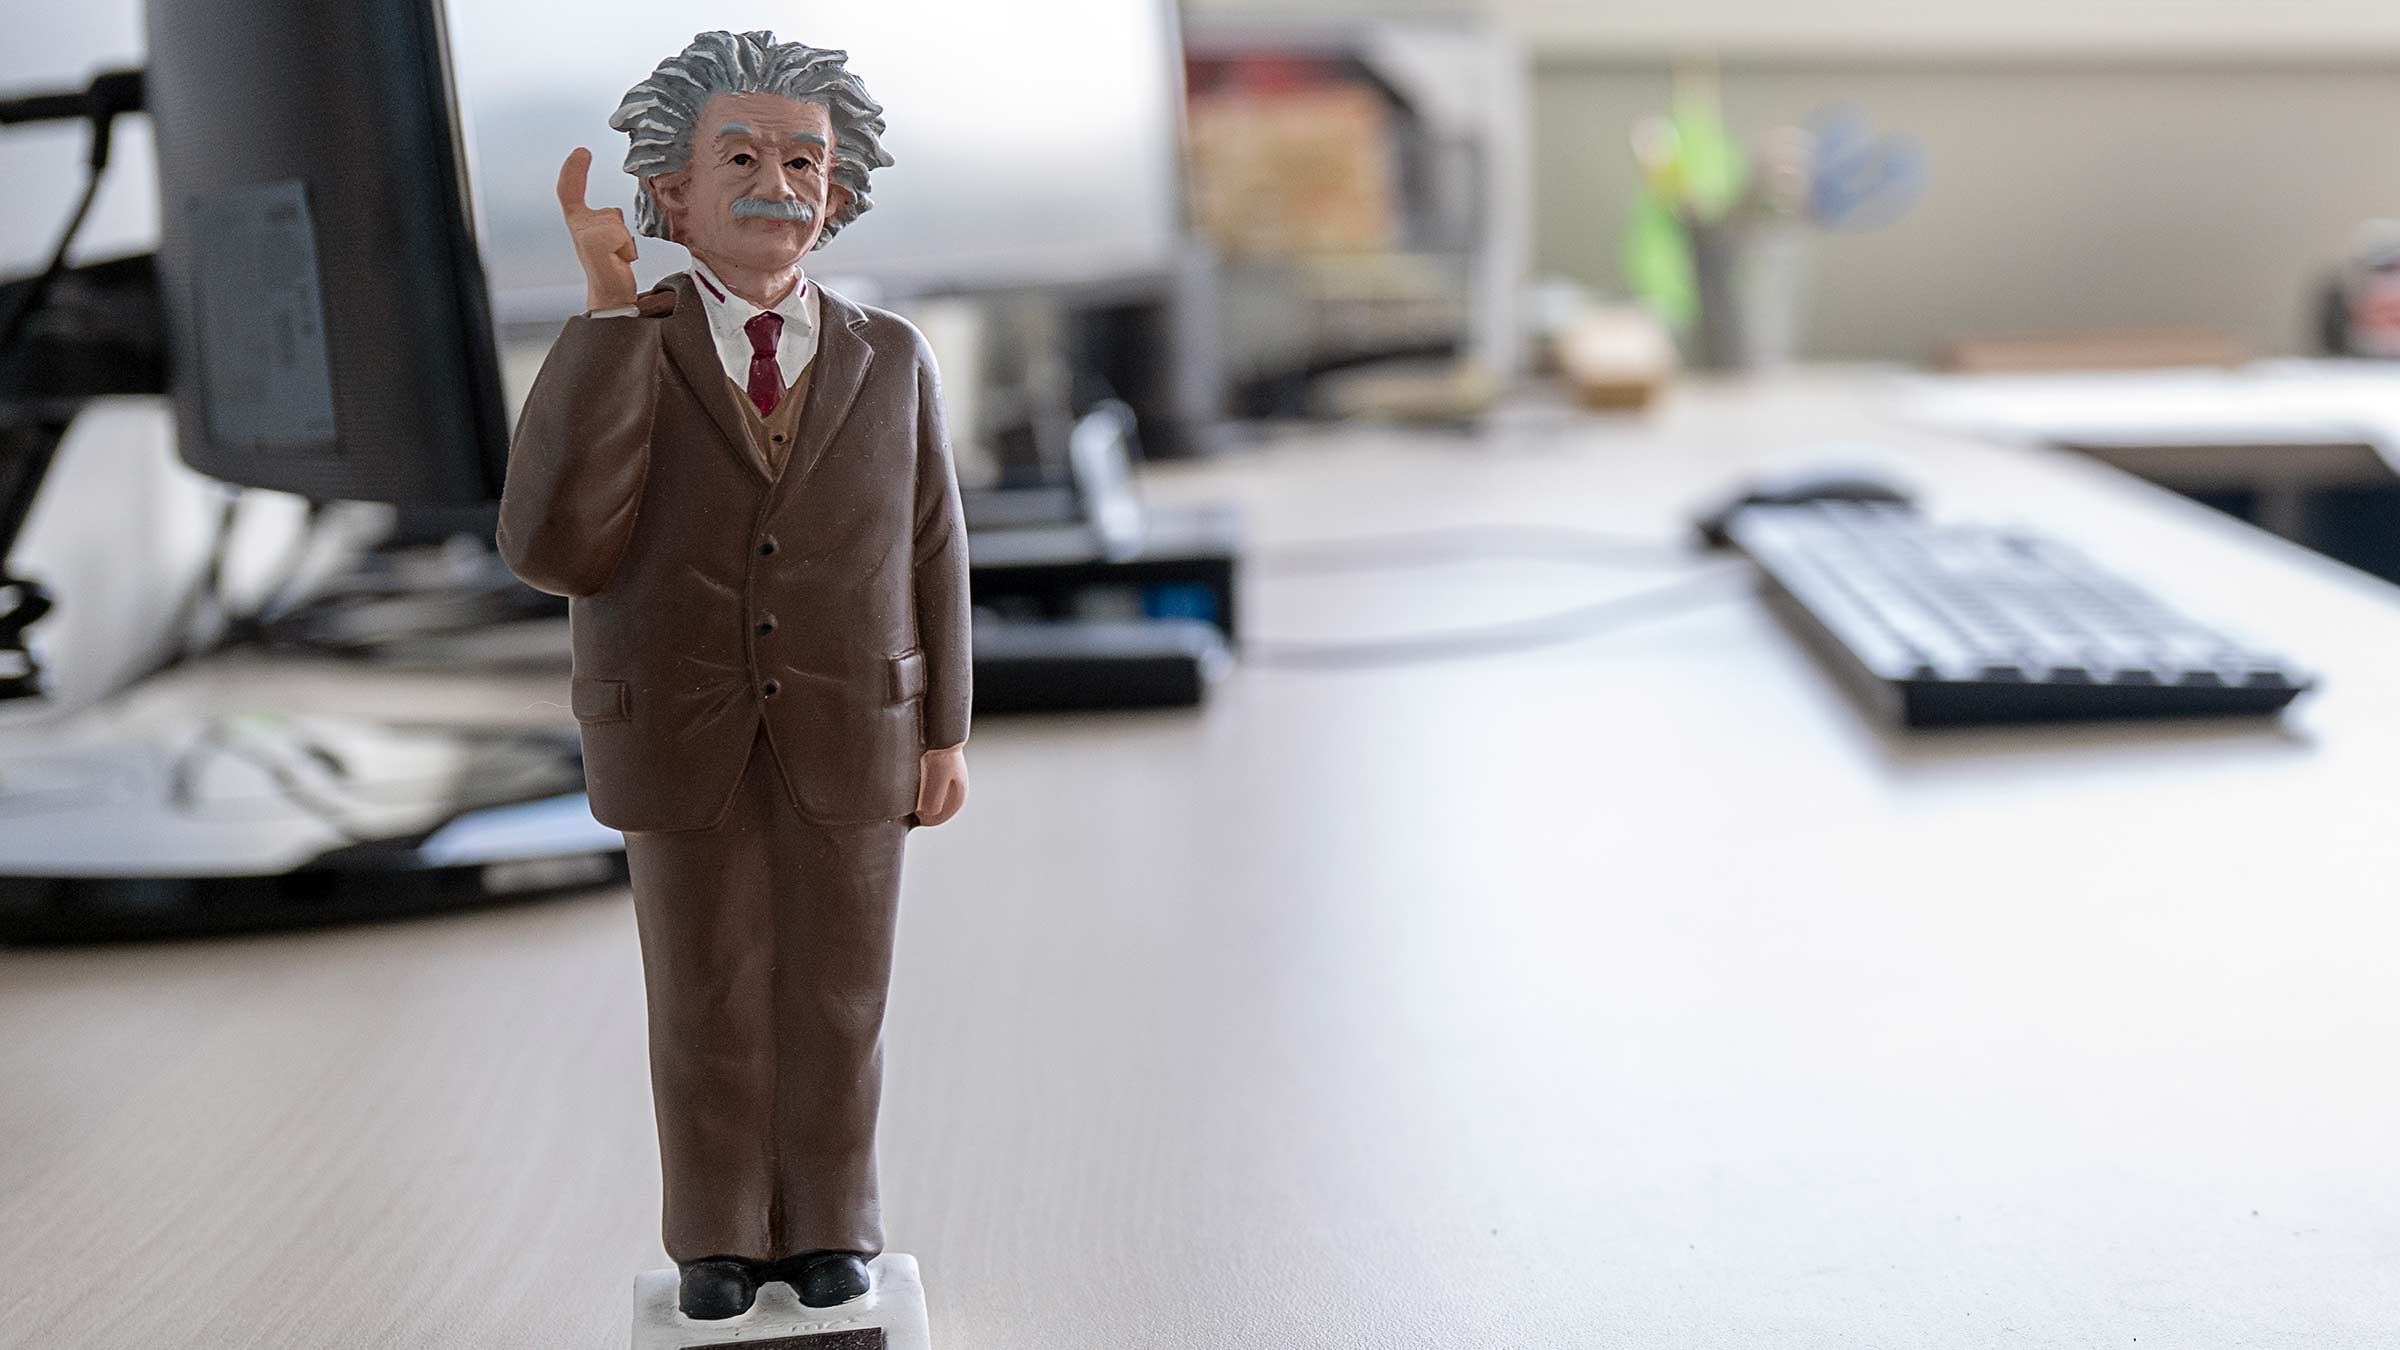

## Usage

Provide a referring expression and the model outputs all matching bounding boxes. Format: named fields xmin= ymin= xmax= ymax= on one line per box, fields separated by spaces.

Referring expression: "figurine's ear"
xmin=646 ymin=172 xmax=691 ymax=243
xmin=826 ymin=182 xmax=854 ymax=224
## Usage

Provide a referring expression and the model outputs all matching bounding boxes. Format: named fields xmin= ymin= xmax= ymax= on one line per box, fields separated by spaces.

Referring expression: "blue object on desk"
xmin=1144 ymin=583 xmax=1221 ymax=626
xmin=1808 ymin=106 xmax=1927 ymax=232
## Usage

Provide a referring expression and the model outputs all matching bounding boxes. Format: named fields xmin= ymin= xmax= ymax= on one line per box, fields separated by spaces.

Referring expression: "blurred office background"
xmin=13 ymin=0 xmax=2400 ymax=711
xmin=25 ymin=0 xmax=2400 ymax=359
xmin=2 ymin=0 xmax=2394 ymax=820
xmin=13 ymin=3 xmax=2400 ymax=1343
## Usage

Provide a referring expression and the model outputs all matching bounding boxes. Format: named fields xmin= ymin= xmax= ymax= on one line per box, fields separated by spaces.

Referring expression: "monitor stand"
xmin=0 ymin=705 xmax=623 ymax=944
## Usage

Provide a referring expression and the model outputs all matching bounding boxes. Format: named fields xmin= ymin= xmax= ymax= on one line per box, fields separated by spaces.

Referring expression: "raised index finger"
xmin=555 ymin=147 xmax=594 ymax=216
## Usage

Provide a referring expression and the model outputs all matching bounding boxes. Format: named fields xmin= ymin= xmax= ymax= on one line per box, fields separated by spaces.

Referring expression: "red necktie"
xmin=743 ymin=311 xmax=784 ymax=417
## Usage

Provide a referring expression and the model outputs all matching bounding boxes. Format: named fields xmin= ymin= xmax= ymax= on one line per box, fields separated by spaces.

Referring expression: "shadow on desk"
xmin=1871 ymin=714 xmax=2316 ymax=771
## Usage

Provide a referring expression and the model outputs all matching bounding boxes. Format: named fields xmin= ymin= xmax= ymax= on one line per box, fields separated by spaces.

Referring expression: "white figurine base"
xmin=631 ymin=1254 xmax=930 ymax=1350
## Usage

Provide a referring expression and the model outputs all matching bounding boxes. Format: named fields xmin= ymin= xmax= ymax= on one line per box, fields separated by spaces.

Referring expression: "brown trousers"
xmin=623 ymin=730 xmax=909 ymax=1264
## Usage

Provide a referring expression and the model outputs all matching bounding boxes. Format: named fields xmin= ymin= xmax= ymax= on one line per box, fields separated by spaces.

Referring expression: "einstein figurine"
xmin=497 ymin=30 xmax=969 ymax=1324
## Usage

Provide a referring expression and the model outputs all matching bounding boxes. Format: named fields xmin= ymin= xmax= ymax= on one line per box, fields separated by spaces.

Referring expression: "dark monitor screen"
xmin=145 ymin=0 xmax=507 ymax=505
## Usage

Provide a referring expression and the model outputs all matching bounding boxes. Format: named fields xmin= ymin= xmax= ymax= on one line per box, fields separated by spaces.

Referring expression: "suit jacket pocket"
xmin=888 ymin=649 xmax=926 ymax=703
xmin=570 ymin=676 xmax=630 ymax=724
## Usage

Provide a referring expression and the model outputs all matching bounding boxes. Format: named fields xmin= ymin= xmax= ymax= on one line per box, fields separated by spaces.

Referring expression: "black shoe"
xmin=677 ymin=1257 xmax=761 ymax=1320
xmin=779 ymin=1250 xmax=872 ymax=1308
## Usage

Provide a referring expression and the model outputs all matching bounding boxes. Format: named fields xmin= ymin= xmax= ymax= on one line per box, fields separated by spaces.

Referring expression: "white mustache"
xmin=732 ymin=198 xmax=816 ymax=223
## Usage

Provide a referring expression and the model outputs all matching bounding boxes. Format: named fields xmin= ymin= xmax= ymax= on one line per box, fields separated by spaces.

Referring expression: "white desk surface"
xmin=6 ymin=373 xmax=2400 ymax=1348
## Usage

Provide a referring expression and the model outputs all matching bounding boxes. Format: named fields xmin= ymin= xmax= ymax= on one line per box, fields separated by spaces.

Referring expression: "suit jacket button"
xmin=757 ymin=537 xmax=778 ymax=557
xmin=755 ymin=617 xmax=777 ymax=636
xmin=761 ymin=679 xmax=781 ymax=697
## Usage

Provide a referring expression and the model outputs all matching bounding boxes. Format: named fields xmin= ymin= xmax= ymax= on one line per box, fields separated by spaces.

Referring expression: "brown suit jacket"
xmin=498 ymin=274 xmax=970 ymax=832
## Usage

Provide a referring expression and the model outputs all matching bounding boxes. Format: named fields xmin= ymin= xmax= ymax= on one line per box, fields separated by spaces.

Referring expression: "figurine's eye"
xmin=730 ymin=153 xmax=755 ymax=167
xmin=787 ymin=158 xmax=814 ymax=173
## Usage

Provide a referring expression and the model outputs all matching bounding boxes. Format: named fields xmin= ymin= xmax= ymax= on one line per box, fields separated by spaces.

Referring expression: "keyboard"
xmin=1725 ymin=501 xmax=2315 ymax=727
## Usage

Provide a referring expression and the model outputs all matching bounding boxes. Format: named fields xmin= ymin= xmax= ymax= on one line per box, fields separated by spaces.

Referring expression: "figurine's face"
xmin=650 ymin=92 xmax=850 ymax=273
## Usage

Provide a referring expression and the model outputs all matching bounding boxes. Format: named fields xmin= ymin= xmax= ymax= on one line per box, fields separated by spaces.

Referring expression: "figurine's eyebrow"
xmin=712 ymin=124 xmax=827 ymax=153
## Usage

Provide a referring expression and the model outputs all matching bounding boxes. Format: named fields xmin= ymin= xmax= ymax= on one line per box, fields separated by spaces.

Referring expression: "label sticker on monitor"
xmin=189 ymin=180 xmax=338 ymax=451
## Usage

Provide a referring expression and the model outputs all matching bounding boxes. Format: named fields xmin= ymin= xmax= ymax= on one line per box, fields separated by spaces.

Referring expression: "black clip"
xmin=0 ymin=572 xmax=54 ymax=701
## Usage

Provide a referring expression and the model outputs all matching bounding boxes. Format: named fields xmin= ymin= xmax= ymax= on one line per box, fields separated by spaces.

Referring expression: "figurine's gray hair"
xmin=609 ymin=30 xmax=893 ymax=246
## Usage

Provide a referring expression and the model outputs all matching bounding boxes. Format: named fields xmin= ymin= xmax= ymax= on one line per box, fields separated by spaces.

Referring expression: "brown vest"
xmin=733 ymin=361 xmax=816 ymax=478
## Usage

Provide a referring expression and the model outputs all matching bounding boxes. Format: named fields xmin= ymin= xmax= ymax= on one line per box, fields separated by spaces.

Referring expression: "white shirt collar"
xmin=688 ymin=257 xmax=821 ymax=391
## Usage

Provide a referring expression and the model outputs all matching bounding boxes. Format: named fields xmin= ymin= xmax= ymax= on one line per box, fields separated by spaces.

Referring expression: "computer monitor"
xmin=444 ymin=0 xmax=1188 ymax=322
xmin=145 ymin=0 xmax=508 ymax=506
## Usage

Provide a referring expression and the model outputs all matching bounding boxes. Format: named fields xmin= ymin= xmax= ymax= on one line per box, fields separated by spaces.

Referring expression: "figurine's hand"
xmin=556 ymin=147 xmax=639 ymax=312
xmin=914 ymin=745 xmax=968 ymax=827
